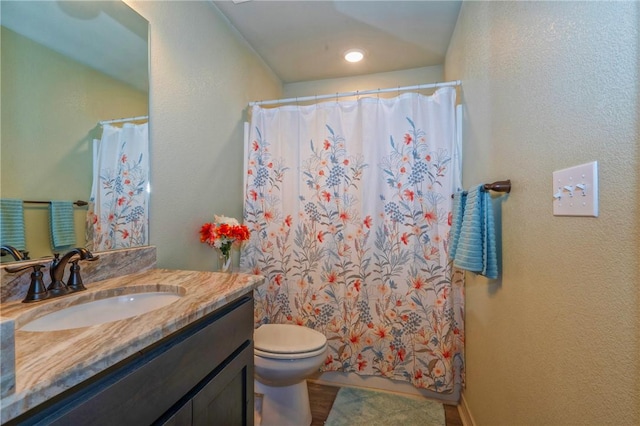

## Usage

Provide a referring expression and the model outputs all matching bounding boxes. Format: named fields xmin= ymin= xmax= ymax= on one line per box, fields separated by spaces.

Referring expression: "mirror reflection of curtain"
xmin=242 ymin=88 xmax=464 ymax=393
xmin=86 ymin=123 xmax=149 ymax=251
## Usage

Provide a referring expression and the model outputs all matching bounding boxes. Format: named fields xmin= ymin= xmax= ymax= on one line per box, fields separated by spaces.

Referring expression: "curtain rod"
xmin=99 ymin=115 xmax=148 ymax=125
xmin=249 ymin=80 xmax=461 ymax=107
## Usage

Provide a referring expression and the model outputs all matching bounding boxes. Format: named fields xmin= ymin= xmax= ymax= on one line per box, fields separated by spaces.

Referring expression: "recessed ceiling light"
xmin=344 ymin=49 xmax=364 ymax=63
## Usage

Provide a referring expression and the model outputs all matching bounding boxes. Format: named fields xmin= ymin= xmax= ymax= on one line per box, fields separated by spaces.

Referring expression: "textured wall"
xmin=125 ymin=1 xmax=281 ymax=270
xmin=445 ymin=2 xmax=639 ymax=425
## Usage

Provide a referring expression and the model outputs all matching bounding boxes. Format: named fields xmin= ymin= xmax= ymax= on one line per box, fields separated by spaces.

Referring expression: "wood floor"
xmin=308 ymin=382 xmax=463 ymax=426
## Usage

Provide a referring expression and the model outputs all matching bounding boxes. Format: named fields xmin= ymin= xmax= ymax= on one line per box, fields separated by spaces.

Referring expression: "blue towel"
xmin=0 ymin=199 xmax=26 ymax=250
xmin=452 ymin=185 xmax=498 ymax=279
xmin=448 ymin=190 xmax=466 ymax=260
xmin=50 ymin=201 xmax=76 ymax=250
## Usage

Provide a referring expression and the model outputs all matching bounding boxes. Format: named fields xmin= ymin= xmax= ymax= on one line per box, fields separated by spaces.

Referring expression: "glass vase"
xmin=218 ymin=251 xmax=232 ymax=273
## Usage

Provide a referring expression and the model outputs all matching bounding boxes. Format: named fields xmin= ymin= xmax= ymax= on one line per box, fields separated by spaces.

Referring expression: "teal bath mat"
xmin=324 ymin=386 xmax=445 ymax=426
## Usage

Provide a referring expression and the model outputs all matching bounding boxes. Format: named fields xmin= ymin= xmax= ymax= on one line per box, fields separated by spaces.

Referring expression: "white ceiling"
xmin=211 ymin=0 xmax=462 ymax=83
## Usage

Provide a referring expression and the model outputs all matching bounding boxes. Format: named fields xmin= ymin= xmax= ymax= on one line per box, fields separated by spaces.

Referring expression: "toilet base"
xmin=254 ymin=379 xmax=311 ymax=426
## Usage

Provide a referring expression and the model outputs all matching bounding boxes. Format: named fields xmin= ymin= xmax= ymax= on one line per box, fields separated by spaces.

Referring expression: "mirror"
xmin=1 ymin=1 xmax=149 ymax=262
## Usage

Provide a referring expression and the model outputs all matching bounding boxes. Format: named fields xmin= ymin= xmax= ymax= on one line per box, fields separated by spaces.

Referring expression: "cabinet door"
xmin=161 ymin=400 xmax=192 ymax=426
xmin=193 ymin=343 xmax=254 ymax=426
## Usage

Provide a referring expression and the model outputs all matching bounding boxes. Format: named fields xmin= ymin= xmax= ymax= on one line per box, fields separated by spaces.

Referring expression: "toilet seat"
xmin=254 ymin=324 xmax=327 ymax=359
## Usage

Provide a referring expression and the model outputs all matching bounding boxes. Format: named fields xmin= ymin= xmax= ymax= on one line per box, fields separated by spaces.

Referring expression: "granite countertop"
xmin=0 ymin=268 xmax=264 ymax=423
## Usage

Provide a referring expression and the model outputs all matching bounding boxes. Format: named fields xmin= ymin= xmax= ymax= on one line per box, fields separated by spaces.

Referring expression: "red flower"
xmin=404 ymin=133 xmax=412 ymax=145
xmin=415 ymin=369 xmax=423 ymax=380
xmin=357 ymin=359 xmax=367 ymax=371
xmin=121 ymin=154 xmax=127 ymax=163
xmin=401 ymin=232 xmax=409 ymax=245
xmin=425 ymin=154 xmax=431 ymax=162
xmin=363 ymin=215 xmax=372 ymax=229
xmin=400 ymin=166 xmax=406 ymax=174
xmin=117 ymin=196 xmax=126 ymax=206
xmin=199 ymin=218 xmax=251 ymax=247
xmin=317 ymin=231 xmax=324 ymax=243
xmin=424 ymin=210 xmax=436 ymax=224
xmin=323 ymin=139 xmax=331 ymax=150
xmin=274 ymin=274 xmax=282 ymax=286
xmin=412 ymin=277 xmax=425 ymax=290
xmin=252 ymin=141 xmax=259 ymax=151
xmin=319 ymin=170 xmax=325 ymax=176
xmin=343 ymin=159 xmax=349 ymax=166
xmin=398 ymin=348 xmax=406 ymax=362
xmin=121 ymin=229 xmax=129 ymax=239
xmin=249 ymin=189 xmax=258 ymax=201
xmin=284 ymin=215 xmax=292 ymax=227
xmin=403 ymin=189 xmax=414 ymax=201
xmin=325 ymin=355 xmax=334 ymax=366
xmin=321 ymin=191 xmax=331 ymax=202
xmin=353 ymin=279 xmax=361 ymax=292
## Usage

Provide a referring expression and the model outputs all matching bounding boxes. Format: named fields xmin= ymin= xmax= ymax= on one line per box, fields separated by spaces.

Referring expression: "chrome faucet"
xmin=49 ymin=248 xmax=99 ymax=296
xmin=0 ymin=245 xmax=25 ymax=261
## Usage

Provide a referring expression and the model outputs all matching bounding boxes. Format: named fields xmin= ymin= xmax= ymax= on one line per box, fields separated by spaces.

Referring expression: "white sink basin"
xmin=19 ymin=292 xmax=183 ymax=332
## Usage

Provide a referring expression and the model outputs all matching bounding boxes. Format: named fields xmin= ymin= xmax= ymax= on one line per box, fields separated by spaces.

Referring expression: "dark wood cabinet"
xmin=10 ymin=294 xmax=254 ymax=426
xmin=192 ymin=343 xmax=253 ymax=426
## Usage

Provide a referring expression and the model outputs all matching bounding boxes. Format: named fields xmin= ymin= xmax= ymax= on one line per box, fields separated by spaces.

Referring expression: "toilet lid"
xmin=254 ymin=324 xmax=327 ymax=354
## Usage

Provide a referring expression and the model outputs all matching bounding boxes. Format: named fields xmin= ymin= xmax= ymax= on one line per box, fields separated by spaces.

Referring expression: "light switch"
xmin=552 ymin=161 xmax=598 ymax=217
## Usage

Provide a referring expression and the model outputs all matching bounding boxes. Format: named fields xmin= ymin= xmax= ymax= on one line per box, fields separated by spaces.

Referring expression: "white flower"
xmin=214 ymin=215 xmax=240 ymax=226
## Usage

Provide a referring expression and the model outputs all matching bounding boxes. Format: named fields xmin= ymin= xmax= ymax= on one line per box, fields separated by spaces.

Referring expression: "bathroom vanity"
xmin=0 ymin=268 xmax=263 ymax=425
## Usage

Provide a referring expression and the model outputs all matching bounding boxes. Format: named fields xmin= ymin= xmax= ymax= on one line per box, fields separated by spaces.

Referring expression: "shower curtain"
xmin=241 ymin=87 xmax=464 ymax=393
xmin=86 ymin=123 xmax=149 ymax=251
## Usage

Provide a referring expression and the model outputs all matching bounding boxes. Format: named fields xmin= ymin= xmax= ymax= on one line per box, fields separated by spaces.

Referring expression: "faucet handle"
xmin=4 ymin=264 xmax=50 ymax=303
xmin=66 ymin=260 xmax=86 ymax=292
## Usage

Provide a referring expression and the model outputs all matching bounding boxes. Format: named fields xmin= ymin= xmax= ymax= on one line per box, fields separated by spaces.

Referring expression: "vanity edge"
xmin=0 ymin=268 xmax=264 ymax=423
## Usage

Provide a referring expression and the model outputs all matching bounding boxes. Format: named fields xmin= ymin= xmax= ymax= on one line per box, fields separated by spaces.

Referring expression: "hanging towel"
xmin=452 ymin=185 xmax=498 ymax=279
xmin=448 ymin=190 xmax=466 ymax=260
xmin=0 ymin=199 xmax=26 ymax=250
xmin=50 ymin=201 xmax=76 ymax=251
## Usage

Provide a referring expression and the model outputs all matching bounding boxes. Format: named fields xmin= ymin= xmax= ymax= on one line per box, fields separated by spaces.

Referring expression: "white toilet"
xmin=254 ymin=323 xmax=327 ymax=426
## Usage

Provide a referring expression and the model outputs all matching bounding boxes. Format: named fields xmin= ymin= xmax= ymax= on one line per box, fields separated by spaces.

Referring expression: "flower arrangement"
xmin=199 ymin=215 xmax=250 ymax=272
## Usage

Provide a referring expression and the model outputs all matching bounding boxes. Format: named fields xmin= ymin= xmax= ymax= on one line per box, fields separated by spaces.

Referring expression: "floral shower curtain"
xmin=86 ymin=123 xmax=149 ymax=251
xmin=241 ymin=88 xmax=464 ymax=393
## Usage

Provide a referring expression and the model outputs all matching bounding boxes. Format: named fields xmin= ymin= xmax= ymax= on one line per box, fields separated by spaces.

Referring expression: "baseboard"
xmin=458 ymin=392 xmax=476 ymax=426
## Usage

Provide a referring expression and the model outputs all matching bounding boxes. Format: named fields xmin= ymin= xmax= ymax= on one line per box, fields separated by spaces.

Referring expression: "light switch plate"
xmin=552 ymin=161 xmax=598 ymax=217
